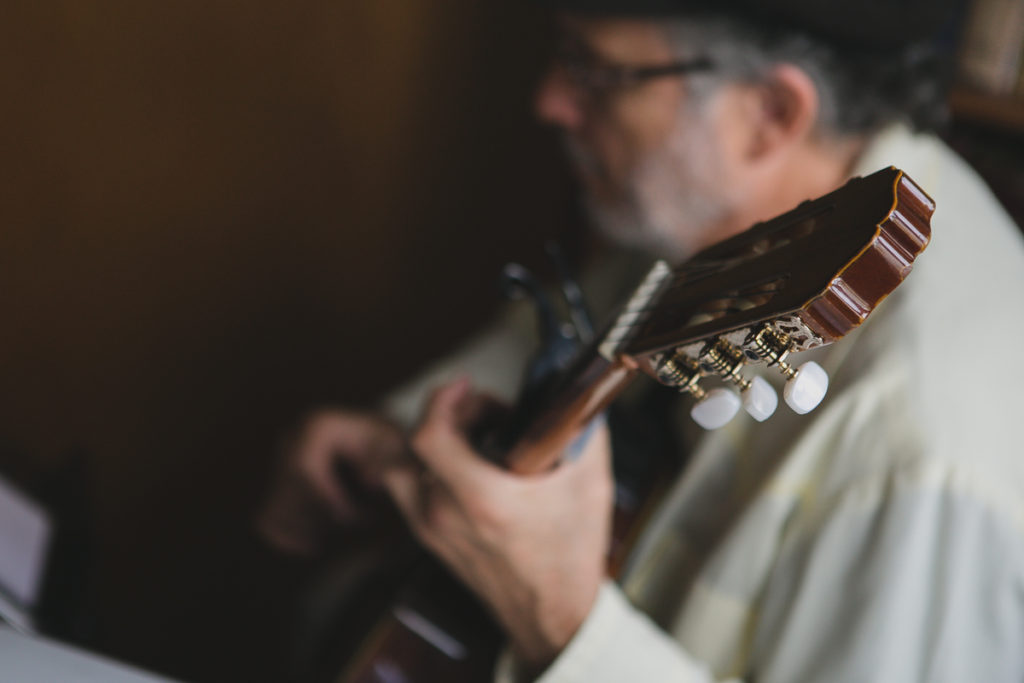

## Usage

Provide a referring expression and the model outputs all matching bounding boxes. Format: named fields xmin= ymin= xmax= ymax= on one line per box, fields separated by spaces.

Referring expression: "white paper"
xmin=0 ymin=475 xmax=52 ymax=606
xmin=0 ymin=626 xmax=179 ymax=681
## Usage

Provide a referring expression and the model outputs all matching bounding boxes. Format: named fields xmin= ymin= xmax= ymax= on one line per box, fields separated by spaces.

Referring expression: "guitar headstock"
xmin=600 ymin=166 xmax=934 ymax=429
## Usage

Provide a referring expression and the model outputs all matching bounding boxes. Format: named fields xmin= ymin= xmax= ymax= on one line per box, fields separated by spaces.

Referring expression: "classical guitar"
xmin=332 ymin=166 xmax=934 ymax=682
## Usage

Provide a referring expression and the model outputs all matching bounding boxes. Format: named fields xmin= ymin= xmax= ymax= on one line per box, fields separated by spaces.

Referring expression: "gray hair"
xmin=663 ymin=14 xmax=949 ymax=137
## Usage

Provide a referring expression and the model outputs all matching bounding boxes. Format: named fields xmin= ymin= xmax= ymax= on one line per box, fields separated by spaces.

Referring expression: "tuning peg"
xmin=655 ymin=351 xmax=739 ymax=430
xmin=698 ymin=338 xmax=777 ymax=421
xmin=741 ymin=375 xmax=778 ymax=421
xmin=690 ymin=388 xmax=741 ymax=430
xmin=749 ymin=324 xmax=829 ymax=415
xmin=783 ymin=361 xmax=829 ymax=414
xmin=656 ymin=347 xmax=768 ymax=428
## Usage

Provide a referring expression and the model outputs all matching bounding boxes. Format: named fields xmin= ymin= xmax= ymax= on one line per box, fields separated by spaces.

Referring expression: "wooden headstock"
xmin=503 ymin=166 xmax=933 ymax=473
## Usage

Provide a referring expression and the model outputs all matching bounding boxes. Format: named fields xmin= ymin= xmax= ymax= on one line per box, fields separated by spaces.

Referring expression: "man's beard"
xmin=567 ymin=112 xmax=735 ymax=265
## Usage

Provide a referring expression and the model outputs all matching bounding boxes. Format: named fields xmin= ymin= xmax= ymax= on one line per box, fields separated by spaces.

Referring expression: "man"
xmin=262 ymin=1 xmax=1024 ymax=680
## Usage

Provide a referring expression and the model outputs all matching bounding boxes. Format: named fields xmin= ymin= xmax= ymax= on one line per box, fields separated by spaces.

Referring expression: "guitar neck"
xmin=500 ymin=350 xmax=637 ymax=474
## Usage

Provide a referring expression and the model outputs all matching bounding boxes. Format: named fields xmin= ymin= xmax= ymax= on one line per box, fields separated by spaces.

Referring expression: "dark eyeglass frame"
xmin=554 ymin=39 xmax=714 ymax=92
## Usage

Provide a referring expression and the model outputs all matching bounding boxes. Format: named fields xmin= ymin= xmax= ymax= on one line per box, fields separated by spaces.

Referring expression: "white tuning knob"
xmin=690 ymin=387 xmax=741 ymax=430
xmin=741 ymin=375 xmax=778 ymax=421
xmin=783 ymin=361 xmax=829 ymax=414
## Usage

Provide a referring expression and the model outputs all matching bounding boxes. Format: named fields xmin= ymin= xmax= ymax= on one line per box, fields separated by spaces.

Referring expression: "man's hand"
xmin=384 ymin=378 xmax=614 ymax=670
xmin=258 ymin=409 xmax=407 ymax=554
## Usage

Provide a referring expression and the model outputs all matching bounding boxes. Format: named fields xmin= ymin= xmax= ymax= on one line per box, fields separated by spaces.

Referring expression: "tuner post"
xmin=750 ymin=324 xmax=797 ymax=379
xmin=655 ymin=351 xmax=706 ymax=400
xmin=701 ymin=339 xmax=752 ymax=391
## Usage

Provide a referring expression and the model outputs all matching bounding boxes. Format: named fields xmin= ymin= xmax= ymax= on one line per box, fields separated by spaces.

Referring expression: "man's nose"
xmin=533 ymin=67 xmax=585 ymax=131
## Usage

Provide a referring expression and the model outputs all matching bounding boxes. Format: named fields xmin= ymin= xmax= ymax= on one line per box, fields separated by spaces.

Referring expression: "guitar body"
xmin=326 ymin=167 xmax=933 ymax=683
xmin=337 ymin=560 xmax=503 ymax=683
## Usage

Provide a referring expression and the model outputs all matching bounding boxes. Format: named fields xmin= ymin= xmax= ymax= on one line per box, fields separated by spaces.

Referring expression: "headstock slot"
xmin=663 ymin=202 xmax=829 ymax=286
xmin=685 ymin=275 xmax=791 ymax=325
xmin=625 ymin=230 xmax=833 ymax=357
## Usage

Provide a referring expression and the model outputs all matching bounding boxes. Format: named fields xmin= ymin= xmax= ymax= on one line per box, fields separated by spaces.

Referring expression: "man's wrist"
xmin=507 ymin=577 xmax=603 ymax=672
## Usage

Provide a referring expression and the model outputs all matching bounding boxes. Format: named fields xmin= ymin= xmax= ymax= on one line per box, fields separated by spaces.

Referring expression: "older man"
xmin=263 ymin=1 xmax=1024 ymax=680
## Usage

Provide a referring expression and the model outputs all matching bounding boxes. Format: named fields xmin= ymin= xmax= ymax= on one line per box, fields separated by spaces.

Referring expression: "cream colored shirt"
xmin=386 ymin=125 xmax=1024 ymax=682
xmin=496 ymin=126 xmax=1024 ymax=682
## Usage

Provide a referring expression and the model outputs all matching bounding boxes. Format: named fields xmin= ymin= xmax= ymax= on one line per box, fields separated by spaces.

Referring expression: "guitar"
xmin=332 ymin=165 xmax=934 ymax=682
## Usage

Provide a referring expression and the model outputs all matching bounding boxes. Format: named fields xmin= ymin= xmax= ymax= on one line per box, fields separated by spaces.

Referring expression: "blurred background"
xmin=0 ymin=1 xmax=1021 ymax=682
xmin=0 ymin=1 xmax=581 ymax=681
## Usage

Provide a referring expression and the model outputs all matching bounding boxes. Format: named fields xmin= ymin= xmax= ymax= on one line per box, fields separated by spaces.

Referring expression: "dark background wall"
xmin=0 ymin=2 xmax=582 ymax=681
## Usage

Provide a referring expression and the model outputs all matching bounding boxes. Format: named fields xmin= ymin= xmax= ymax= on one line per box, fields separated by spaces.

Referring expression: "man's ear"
xmin=745 ymin=64 xmax=819 ymax=163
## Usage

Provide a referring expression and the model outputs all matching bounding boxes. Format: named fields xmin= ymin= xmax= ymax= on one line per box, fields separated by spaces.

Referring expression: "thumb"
xmin=414 ymin=378 xmax=471 ymax=452
xmin=412 ymin=378 xmax=497 ymax=486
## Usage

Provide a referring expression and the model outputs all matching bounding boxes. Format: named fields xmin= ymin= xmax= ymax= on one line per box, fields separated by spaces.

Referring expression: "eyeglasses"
xmin=554 ymin=38 xmax=714 ymax=93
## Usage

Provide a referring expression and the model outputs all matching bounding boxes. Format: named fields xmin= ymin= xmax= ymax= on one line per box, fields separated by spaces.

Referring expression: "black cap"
xmin=546 ymin=0 xmax=958 ymax=50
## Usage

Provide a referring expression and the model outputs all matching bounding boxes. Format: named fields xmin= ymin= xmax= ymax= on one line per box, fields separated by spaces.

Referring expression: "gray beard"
xmin=566 ymin=113 xmax=734 ymax=265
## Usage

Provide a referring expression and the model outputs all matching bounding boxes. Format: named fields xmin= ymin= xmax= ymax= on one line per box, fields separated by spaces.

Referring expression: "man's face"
xmin=535 ymin=17 xmax=745 ymax=261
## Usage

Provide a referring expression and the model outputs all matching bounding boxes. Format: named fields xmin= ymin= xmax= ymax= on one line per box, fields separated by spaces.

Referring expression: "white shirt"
xmin=493 ymin=125 xmax=1024 ymax=682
